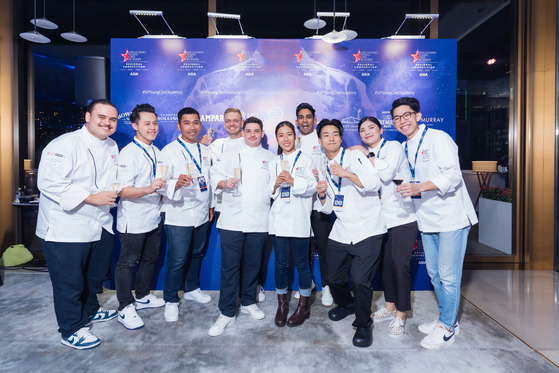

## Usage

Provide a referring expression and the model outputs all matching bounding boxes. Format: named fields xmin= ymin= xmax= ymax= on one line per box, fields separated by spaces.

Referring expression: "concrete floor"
xmin=0 ymin=269 xmax=557 ymax=373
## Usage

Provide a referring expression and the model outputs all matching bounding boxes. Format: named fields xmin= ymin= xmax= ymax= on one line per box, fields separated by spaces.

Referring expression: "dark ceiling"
xmin=17 ymin=0 xmax=512 ymax=80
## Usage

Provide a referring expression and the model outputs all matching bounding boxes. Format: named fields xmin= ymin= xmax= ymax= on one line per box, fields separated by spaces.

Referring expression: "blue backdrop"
xmin=108 ymin=38 xmax=456 ymax=292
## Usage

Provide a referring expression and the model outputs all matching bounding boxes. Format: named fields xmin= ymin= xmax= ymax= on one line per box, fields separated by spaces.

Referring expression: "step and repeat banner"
xmin=109 ymin=38 xmax=456 ymax=291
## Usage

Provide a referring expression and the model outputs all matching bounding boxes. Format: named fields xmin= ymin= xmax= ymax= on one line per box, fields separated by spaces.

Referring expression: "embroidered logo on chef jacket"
xmin=293 ymin=166 xmax=306 ymax=177
xmin=202 ymin=156 xmax=211 ymax=167
xmin=46 ymin=152 xmax=65 ymax=166
xmin=111 ymin=154 xmax=119 ymax=165
xmin=421 ymin=149 xmax=430 ymax=162
xmin=261 ymin=160 xmax=270 ymax=170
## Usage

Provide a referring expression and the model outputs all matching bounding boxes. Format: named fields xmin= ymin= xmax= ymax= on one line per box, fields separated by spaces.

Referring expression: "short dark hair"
xmin=358 ymin=116 xmax=381 ymax=132
xmin=244 ymin=116 xmax=263 ymax=130
xmin=316 ymin=118 xmax=343 ymax=138
xmin=390 ymin=97 xmax=420 ymax=117
xmin=275 ymin=121 xmax=296 ymax=155
xmin=296 ymin=103 xmax=315 ymax=118
xmin=130 ymin=103 xmax=156 ymax=124
xmin=177 ymin=107 xmax=200 ymax=122
xmin=86 ymin=99 xmax=117 ymax=114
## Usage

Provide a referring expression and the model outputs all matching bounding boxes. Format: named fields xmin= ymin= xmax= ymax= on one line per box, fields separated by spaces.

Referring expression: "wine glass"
xmin=111 ymin=168 xmax=121 ymax=208
xmin=232 ymin=167 xmax=242 ymax=197
xmin=279 ymin=160 xmax=290 ymax=187
xmin=392 ymin=178 xmax=404 ymax=205
xmin=158 ymin=164 xmax=170 ymax=179
xmin=207 ymin=127 xmax=215 ymax=139
xmin=186 ymin=162 xmax=196 ymax=187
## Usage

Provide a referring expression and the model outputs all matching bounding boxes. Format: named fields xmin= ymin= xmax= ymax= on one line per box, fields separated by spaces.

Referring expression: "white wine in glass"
xmin=158 ymin=164 xmax=169 ymax=179
xmin=280 ymin=160 xmax=289 ymax=171
xmin=232 ymin=167 xmax=242 ymax=197
xmin=111 ymin=182 xmax=121 ymax=192
xmin=186 ymin=162 xmax=195 ymax=175
xmin=207 ymin=128 xmax=215 ymax=139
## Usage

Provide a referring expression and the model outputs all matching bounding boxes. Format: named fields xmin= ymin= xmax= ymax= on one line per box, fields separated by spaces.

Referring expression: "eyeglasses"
xmin=392 ymin=111 xmax=415 ymax=123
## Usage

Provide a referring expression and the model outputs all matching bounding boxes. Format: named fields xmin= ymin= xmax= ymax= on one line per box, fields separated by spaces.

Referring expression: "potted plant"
xmin=478 ymin=187 xmax=512 ymax=254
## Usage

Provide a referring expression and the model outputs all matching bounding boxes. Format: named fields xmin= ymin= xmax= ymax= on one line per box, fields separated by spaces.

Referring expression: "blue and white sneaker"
xmin=60 ymin=327 xmax=101 ymax=350
xmin=89 ymin=306 xmax=117 ymax=323
xmin=135 ymin=293 xmax=165 ymax=310
xmin=118 ymin=304 xmax=144 ymax=330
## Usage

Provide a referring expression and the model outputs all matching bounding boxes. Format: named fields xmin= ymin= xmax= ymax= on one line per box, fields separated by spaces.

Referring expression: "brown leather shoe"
xmin=287 ymin=295 xmax=310 ymax=327
xmin=275 ymin=294 xmax=289 ymax=327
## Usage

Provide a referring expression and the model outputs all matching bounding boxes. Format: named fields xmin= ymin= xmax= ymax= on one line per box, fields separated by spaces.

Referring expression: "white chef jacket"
xmin=116 ymin=137 xmax=162 ymax=234
xmin=404 ymin=124 xmax=478 ymax=233
xmin=160 ymin=138 xmax=213 ymax=228
xmin=209 ymin=136 xmax=245 ymax=212
xmin=210 ymin=143 xmax=274 ymax=233
xmin=268 ymin=151 xmax=317 ymax=237
xmin=371 ymin=139 xmax=417 ymax=229
xmin=36 ymin=125 xmax=119 ymax=242
xmin=297 ymin=130 xmax=326 ymax=211
xmin=318 ymin=148 xmax=386 ymax=244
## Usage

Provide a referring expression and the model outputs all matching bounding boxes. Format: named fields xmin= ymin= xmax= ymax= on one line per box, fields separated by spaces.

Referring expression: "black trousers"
xmin=381 ymin=221 xmax=418 ymax=312
xmin=310 ymin=210 xmax=332 ymax=287
xmin=327 ymin=235 xmax=382 ymax=328
xmin=115 ymin=223 xmax=163 ymax=310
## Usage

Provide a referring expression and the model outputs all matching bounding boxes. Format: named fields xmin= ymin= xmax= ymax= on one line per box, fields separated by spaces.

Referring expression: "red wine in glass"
xmin=392 ymin=179 xmax=403 ymax=186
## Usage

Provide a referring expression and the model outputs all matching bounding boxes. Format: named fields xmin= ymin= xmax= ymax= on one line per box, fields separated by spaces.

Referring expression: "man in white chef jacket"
xmin=391 ymin=97 xmax=477 ymax=350
xmin=159 ymin=107 xmax=214 ymax=322
xmin=315 ymin=119 xmax=385 ymax=348
xmin=295 ymin=102 xmax=333 ymax=306
xmin=207 ymin=116 xmax=275 ymax=336
xmin=36 ymin=99 xmax=120 ymax=350
xmin=200 ymin=107 xmax=245 ymax=221
xmin=114 ymin=103 xmax=166 ymax=330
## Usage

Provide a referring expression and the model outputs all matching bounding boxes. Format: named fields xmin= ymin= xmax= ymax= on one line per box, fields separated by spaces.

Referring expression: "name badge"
xmin=280 ymin=186 xmax=291 ymax=201
xmin=198 ymin=176 xmax=208 ymax=192
xmin=333 ymin=194 xmax=344 ymax=211
xmin=411 ymin=180 xmax=421 ymax=199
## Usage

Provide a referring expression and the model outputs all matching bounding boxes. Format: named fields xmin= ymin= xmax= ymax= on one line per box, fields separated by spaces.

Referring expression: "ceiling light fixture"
xmin=129 ymin=10 xmax=182 ymax=39
xmin=386 ymin=13 xmax=439 ymax=39
xmin=207 ymin=12 xmax=253 ymax=39
xmin=61 ymin=0 xmax=87 ymax=42
xmin=318 ymin=12 xmax=350 ymax=44
xmin=30 ymin=0 xmax=58 ymax=29
xmin=339 ymin=0 xmax=357 ymax=41
xmin=304 ymin=0 xmax=326 ymax=30
xmin=19 ymin=0 xmax=51 ymax=43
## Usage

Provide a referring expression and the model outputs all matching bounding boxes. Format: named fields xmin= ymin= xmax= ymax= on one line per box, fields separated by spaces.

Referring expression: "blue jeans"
xmin=42 ymin=229 xmax=114 ymax=338
xmin=421 ymin=225 xmax=471 ymax=330
xmin=273 ymin=236 xmax=312 ymax=296
xmin=163 ymin=222 xmax=210 ymax=303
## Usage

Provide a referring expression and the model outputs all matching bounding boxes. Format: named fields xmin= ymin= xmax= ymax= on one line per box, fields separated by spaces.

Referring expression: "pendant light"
xmin=61 ymin=0 xmax=87 ymax=43
xmin=20 ymin=0 xmax=51 ymax=43
xmin=322 ymin=0 xmax=346 ymax=44
xmin=304 ymin=0 xmax=326 ymax=30
xmin=339 ymin=0 xmax=357 ymax=40
xmin=30 ymin=0 xmax=58 ymax=30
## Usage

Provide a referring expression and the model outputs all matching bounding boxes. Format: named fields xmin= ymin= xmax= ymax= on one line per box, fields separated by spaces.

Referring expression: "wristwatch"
xmin=366 ymin=151 xmax=375 ymax=159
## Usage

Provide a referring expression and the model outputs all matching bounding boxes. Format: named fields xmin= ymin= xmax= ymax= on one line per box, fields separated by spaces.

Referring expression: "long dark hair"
xmin=275 ymin=121 xmax=296 ymax=155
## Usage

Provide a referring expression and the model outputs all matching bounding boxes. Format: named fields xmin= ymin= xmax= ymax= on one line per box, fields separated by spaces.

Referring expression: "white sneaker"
xmin=420 ymin=323 xmax=456 ymax=350
xmin=208 ymin=314 xmax=236 ymax=336
xmin=89 ymin=306 xmax=117 ymax=323
xmin=418 ymin=319 xmax=461 ymax=335
xmin=257 ymin=284 xmax=266 ymax=302
xmin=321 ymin=285 xmax=333 ymax=307
xmin=184 ymin=288 xmax=211 ymax=304
xmin=294 ymin=280 xmax=315 ymax=300
xmin=135 ymin=293 xmax=165 ymax=310
xmin=164 ymin=302 xmax=179 ymax=322
xmin=372 ymin=307 xmax=397 ymax=322
xmin=388 ymin=316 xmax=405 ymax=338
xmin=240 ymin=304 xmax=265 ymax=320
xmin=60 ymin=327 xmax=101 ymax=350
xmin=118 ymin=304 xmax=144 ymax=330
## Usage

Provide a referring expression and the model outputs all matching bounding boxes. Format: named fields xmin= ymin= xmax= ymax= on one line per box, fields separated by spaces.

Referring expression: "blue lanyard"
xmin=133 ymin=139 xmax=156 ymax=178
xmin=278 ymin=151 xmax=302 ymax=175
xmin=404 ymin=127 xmax=428 ymax=180
xmin=177 ymin=137 xmax=203 ymax=173
xmin=327 ymin=148 xmax=346 ymax=193
xmin=376 ymin=139 xmax=386 ymax=158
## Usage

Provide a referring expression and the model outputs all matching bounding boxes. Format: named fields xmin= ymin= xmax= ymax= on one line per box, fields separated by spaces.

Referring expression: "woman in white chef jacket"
xmin=351 ymin=116 xmax=418 ymax=338
xmin=269 ymin=121 xmax=317 ymax=328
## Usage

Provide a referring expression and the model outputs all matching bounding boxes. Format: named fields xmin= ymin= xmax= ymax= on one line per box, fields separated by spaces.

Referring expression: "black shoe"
xmin=353 ymin=326 xmax=373 ymax=347
xmin=328 ymin=306 xmax=355 ymax=321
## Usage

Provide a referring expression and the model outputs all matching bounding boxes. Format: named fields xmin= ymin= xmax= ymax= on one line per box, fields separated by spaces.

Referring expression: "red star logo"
xmin=237 ymin=50 xmax=245 ymax=63
xmin=294 ymin=49 xmax=303 ymax=63
xmin=121 ymin=49 xmax=129 ymax=63
xmin=352 ymin=49 xmax=361 ymax=63
xmin=178 ymin=50 xmax=187 ymax=63
xmin=411 ymin=49 xmax=419 ymax=63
